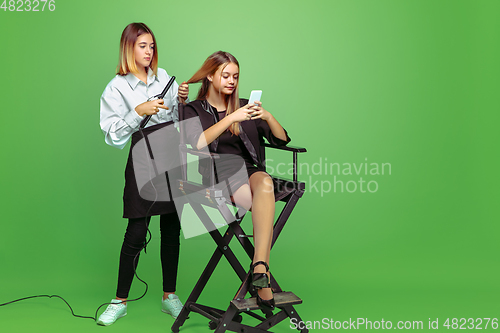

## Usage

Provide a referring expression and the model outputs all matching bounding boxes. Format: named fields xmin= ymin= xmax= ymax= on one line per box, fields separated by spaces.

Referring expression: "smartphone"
xmin=248 ymin=90 xmax=262 ymax=106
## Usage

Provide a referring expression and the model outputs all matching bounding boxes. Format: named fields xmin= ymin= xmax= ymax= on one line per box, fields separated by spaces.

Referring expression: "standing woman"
xmin=183 ymin=51 xmax=290 ymax=310
xmin=98 ymin=22 xmax=188 ymax=326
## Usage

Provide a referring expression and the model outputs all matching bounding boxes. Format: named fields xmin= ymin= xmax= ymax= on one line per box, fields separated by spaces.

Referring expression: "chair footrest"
xmin=231 ymin=292 xmax=302 ymax=311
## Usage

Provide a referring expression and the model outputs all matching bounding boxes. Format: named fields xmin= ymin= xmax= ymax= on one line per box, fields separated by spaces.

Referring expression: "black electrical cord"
xmin=0 ymin=226 xmax=153 ymax=322
xmin=0 ymin=295 xmax=95 ymax=320
xmin=1 ymin=128 xmax=157 ymax=323
xmin=1 ymin=82 xmax=175 ymax=324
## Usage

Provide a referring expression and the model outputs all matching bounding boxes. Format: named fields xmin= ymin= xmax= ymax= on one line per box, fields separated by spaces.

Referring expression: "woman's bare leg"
xmin=231 ymin=172 xmax=275 ymax=300
xmin=231 ymin=184 xmax=252 ymax=211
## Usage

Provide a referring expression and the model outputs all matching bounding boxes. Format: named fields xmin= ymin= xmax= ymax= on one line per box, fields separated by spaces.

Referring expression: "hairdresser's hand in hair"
xmin=135 ymin=99 xmax=169 ymax=117
xmin=228 ymin=104 xmax=256 ymax=123
xmin=178 ymin=81 xmax=189 ymax=104
xmin=248 ymin=101 xmax=272 ymax=121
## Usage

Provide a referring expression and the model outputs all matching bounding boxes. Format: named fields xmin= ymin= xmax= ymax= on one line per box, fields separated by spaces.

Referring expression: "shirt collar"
xmin=125 ymin=68 xmax=159 ymax=90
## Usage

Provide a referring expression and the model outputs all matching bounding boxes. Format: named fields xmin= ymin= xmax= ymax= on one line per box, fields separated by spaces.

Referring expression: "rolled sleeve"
xmin=256 ymin=118 xmax=291 ymax=146
xmin=100 ymin=84 xmax=142 ymax=149
xmin=99 ymin=69 xmax=187 ymax=149
xmin=123 ymin=107 xmax=143 ymax=129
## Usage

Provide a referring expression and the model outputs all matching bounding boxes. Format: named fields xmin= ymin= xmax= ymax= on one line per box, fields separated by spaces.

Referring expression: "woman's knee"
xmin=160 ymin=213 xmax=181 ymax=234
xmin=250 ymin=172 xmax=274 ymax=194
xmin=123 ymin=218 xmax=149 ymax=246
xmin=159 ymin=213 xmax=181 ymax=245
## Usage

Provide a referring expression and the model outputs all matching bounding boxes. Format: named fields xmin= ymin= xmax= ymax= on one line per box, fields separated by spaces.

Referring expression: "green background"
xmin=1 ymin=0 xmax=499 ymax=332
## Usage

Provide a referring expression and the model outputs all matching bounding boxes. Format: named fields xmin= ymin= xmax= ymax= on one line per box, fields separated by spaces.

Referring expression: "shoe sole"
xmin=96 ymin=313 xmax=126 ymax=326
xmin=161 ymin=308 xmax=179 ymax=319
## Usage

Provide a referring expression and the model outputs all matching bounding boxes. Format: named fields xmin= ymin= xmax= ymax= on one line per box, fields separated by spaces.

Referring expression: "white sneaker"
xmin=161 ymin=294 xmax=183 ymax=319
xmin=96 ymin=299 xmax=127 ymax=326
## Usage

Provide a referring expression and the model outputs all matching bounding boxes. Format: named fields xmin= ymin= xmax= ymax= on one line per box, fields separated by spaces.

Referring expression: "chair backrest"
xmin=177 ymin=102 xmax=215 ymax=185
xmin=177 ymin=103 xmax=188 ymax=181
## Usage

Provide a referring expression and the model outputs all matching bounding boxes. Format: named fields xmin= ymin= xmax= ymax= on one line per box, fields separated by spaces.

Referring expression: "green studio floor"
xmin=2 ymin=219 xmax=499 ymax=332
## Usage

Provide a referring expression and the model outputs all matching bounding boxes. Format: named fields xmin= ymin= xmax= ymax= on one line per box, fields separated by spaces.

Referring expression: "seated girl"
xmin=183 ymin=51 xmax=291 ymax=309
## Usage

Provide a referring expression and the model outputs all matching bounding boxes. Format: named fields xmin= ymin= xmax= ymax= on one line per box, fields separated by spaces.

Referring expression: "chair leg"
xmin=171 ymin=248 xmax=224 ymax=332
xmin=272 ymin=191 xmax=301 ymax=248
xmin=191 ymin=202 xmax=248 ymax=280
xmin=283 ymin=305 xmax=309 ymax=333
xmin=172 ymin=202 xmax=246 ymax=332
xmin=217 ymin=305 xmax=274 ymax=333
xmin=174 ymin=188 xmax=308 ymax=333
xmin=214 ymin=304 xmax=238 ymax=333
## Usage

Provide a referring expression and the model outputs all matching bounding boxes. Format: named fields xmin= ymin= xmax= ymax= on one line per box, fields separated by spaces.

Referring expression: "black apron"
xmin=123 ymin=121 xmax=181 ymax=218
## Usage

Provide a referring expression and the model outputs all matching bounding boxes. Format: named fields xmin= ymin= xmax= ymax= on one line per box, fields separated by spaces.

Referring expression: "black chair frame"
xmin=172 ymin=105 xmax=308 ymax=333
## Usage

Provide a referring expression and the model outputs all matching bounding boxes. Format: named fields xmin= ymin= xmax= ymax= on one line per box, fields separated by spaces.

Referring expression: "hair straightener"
xmin=139 ymin=75 xmax=176 ymax=129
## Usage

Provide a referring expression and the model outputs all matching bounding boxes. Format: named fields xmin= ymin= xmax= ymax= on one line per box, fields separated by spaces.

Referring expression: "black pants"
xmin=116 ymin=212 xmax=181 ymax=299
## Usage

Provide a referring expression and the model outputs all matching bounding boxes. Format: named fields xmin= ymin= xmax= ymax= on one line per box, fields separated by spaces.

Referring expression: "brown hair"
xmin=187 ymin=51 xmax=241 ymax=135
xmin=116 ymin=22 xmax=158 ymax=76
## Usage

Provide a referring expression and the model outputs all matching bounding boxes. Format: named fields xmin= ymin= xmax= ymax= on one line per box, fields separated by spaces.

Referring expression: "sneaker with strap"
xmin=96 ymin=299 xmax=127 ymax=326
xmin=161 ymin=294 xmax=183 ymax=319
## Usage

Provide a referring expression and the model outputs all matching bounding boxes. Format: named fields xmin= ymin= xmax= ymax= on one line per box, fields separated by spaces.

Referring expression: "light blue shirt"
xmin=100 ymin=68 xmax=181 ymax=149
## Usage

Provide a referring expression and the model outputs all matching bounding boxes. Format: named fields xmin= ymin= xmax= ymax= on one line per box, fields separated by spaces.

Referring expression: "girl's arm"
xmin=100 ymin=85 xmax=143 ymax=149
xmin=195 ymin=104 xmax=255 ymax=150
xmin=100 ymin=86 xmax=167 ymax=149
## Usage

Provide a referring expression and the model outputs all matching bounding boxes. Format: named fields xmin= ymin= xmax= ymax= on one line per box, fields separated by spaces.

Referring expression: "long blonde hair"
xmin=187 ymin=51 xmax=240 ymax=135
xmin=116 ymin=22 xmax=158 ymax=76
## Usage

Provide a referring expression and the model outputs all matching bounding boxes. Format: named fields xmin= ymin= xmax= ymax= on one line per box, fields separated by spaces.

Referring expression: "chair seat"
xmin=178 ymin=177 xmax=305 ymax=205
xmin=273 ymin=177 xmax=305 ymax=201
xmin=232 ymin=292 xmax=303 ymax=311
